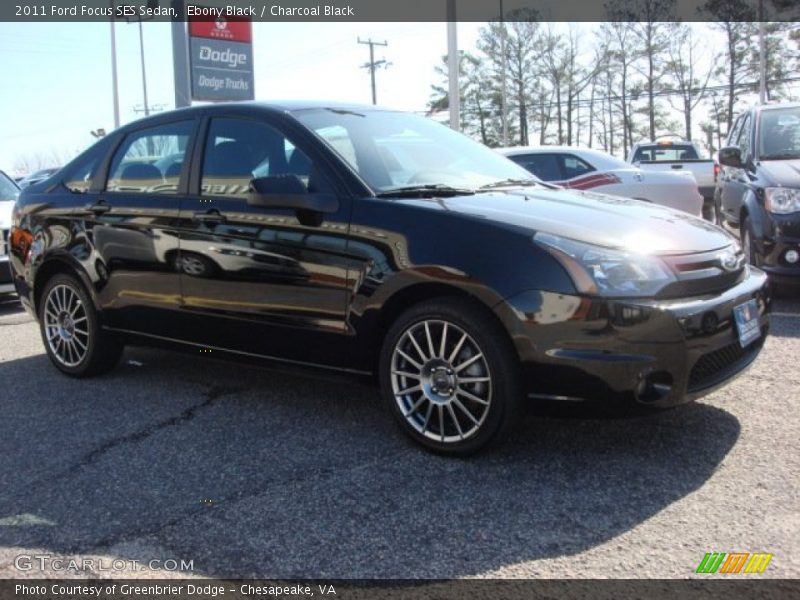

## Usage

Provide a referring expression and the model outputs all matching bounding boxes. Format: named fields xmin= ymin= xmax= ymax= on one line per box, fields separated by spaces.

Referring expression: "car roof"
xmin=115 ymin=100 xmax=391 ymax=131
xmin=750 ymin=102 xmax=800 ymax=114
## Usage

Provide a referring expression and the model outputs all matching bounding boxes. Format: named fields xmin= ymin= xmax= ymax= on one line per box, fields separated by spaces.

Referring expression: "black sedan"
xmin=9 ymin=102 xmax=770 ymax=455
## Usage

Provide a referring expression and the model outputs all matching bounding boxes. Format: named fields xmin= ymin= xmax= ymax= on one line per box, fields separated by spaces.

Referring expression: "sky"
xmin=0 ymin=21 xmax=483 ymax=175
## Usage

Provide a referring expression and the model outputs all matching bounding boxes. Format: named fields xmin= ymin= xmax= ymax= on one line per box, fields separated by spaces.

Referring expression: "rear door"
xmin=175 ymin=114 xmax=357 ymax=367
xmin=93 ymin=119 xmax=197 ymax=337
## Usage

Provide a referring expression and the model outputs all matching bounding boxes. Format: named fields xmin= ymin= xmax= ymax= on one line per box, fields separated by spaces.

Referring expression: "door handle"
xmin=85 ymin=200 xmax=111 ymax=215
xmin=193 ymin=209 xmax=226 ymax=224
xmin=670 ymin=164 xmax=683 ymax=169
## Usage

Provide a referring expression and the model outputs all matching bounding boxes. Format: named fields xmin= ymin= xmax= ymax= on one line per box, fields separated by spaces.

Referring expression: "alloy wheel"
xmin=180 ymin=255 xmax=208 ymax=276
xmin=43 ymin=284 xmax=90 ymax=367
xmin=390 ymin=319 xmax=492 ymax=444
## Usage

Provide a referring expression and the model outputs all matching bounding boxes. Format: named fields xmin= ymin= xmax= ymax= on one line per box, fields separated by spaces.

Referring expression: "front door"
xmin=175 ymin=116 xmax=357 ymax=368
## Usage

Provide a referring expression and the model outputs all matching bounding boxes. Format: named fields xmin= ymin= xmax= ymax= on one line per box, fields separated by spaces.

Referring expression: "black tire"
xmin=38 ymin=273 xmax=123 ymax=377
xmin=742 ymin=217 xmax=758 ymax=267
xmin=713 ymin=199 xmax=722 ymax=226
xmin=379 ymin=297 xmax=523 ymax=456
xmin=702 ymin=201 xmax=714 ymax=222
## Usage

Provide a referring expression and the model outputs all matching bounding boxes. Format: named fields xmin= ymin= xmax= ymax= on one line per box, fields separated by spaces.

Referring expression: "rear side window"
xmin=106 ymin=121 xmax=194 ymax=194
xmin=561 ymin=155 xmax=595 ymax=179
xmin=511 ymin=154 xmax=562 ymax=181
xmin=60 ymin=148 xmax=104 ymax=194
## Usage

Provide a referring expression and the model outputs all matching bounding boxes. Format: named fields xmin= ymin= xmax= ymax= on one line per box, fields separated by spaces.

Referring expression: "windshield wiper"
xmin=374 ymin=184 xmax=475 ymax=198
xmin=478 ymin=178 xmax=544 ymax=190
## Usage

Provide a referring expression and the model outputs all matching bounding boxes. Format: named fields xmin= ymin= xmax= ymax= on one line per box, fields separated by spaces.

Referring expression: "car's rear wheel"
xmin=39 ymin=274 xmax=123 ymax=377
xmin=379 ymin=297 xmax=522 ymax=455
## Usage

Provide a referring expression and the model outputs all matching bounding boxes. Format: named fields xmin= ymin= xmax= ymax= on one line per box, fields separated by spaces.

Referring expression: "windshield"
xmin=759 ymin=107 xmax=800 ymax=160
xmin=293 ymin=108 xmax=537 ymax=193
xmin=0 ymin=171 xmax=20 ymax=202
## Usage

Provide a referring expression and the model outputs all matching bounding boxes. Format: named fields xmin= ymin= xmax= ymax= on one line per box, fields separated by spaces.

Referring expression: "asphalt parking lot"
xmin=0 ymin=292 xmax=798 ymax=579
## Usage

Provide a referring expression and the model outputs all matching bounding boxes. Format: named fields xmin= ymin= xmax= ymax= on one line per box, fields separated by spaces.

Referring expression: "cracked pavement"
xmin=0 ymin=292 xmax=798 ymax=579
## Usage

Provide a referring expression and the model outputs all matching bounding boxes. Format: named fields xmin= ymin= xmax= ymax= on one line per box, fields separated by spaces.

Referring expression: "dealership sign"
xmin=188 ymin=10 xmax=254 ymax=101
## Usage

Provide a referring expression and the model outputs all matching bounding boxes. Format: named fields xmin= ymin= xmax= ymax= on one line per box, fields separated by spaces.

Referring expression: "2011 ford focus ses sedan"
xmin=9 ymin=102 xmax=771 ymax=455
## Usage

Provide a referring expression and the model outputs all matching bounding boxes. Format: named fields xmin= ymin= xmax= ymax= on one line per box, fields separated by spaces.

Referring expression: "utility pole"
xmin=137 ymin=20 xmax=150 ymax=116
xmin=358 ymin=38 xmax=388 ymax=105
xmin=500 ymin=0 xmax=508 ymax=145
xmin=109 ymin=13 xmax=120 ymax=128
xmin=446 ymin=0 xmax=459 ymax=131
xmin=758 ymin=0 xmax=766 ymax=104
xmin=171 ymin=0 xmax=191 ymax=109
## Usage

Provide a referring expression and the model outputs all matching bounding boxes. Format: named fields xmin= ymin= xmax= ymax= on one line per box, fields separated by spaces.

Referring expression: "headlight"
xmin=764 ymin=187 xmax=800 ymax=214
xmin=534 ymin=232 xmax=676 ymax=298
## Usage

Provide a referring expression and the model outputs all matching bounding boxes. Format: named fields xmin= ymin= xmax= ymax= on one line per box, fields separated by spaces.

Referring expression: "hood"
xmin=0 ymin=200 xmax=14 ymax=229
xmin=399 ymin=187 xmax=734 ymax=255
xmin=757 ymin=159 xmax=800 ymax=187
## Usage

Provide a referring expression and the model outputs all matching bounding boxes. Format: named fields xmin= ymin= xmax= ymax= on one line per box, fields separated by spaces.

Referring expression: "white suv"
xmin=0 ymin=170 xmax=19 ymax=294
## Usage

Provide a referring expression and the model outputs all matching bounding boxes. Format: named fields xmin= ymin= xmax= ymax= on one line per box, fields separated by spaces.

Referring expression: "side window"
xmin=727 ymin=114 xmax=744 ymax=147
xmin=561 ymin=154 xmax=595 ymax=179
xmin=201 ymin=118 xmax=324 ymax=199
xmin=60 ymin=140 xmax=111 ymax=193
xmin=737 ymin=114 xmax=753 ymax=162
xmin=106 ymin=121 xmax=194 ymax=194
xmin=511 ymin=154 xmax=562 ymax=182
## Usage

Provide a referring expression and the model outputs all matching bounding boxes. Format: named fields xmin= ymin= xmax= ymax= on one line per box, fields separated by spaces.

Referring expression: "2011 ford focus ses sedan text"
xmin=9 ymin=102 xmax=771 ymax=455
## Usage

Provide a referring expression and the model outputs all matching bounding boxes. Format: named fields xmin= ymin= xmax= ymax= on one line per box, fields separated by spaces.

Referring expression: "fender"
xmin=741 ymin=188 xmax=767 ymax=239
xmin=28 ymin=244 xmax=106 ymax=319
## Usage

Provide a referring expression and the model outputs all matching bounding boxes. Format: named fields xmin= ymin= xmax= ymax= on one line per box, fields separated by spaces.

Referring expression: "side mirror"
xmin=718 ymin=146 xmax=743 ymax=169
xmin=246 ymin=175 xmax=339 ymax=215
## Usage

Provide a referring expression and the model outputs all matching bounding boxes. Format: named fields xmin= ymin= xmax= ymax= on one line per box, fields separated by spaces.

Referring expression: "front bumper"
xmin=756 ymin=234 xmax=800 ymax=285
xmin=494 ymin=267 xmax=771 ymax=407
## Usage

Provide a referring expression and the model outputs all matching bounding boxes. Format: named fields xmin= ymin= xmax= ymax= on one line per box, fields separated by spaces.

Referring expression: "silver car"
xmin=0 ymin=170 xmax=19 ymax=294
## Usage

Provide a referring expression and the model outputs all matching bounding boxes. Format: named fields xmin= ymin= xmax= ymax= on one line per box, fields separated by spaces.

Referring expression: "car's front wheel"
xmin=39 ymin=273 xmax=123 ymax=377
xmin=379 ymin=297 xmax=522 ymax=455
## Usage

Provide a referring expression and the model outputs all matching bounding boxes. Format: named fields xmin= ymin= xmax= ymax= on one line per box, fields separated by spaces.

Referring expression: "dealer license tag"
xmin=733 ymin=299 xmax=761 ymax=348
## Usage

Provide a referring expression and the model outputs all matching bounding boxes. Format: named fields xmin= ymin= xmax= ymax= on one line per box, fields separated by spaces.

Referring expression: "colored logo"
xmin=696 ymin=552 xmax=774 ymax=574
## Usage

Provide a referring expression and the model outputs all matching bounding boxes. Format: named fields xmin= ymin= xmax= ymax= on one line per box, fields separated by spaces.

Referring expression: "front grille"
xmin=688 ymin=336 xmax=762 ymax=390
xmin=659 ymin=246 xmax=746 ymax=298
xmin=0 ymin=228 xmax=8 ymax=256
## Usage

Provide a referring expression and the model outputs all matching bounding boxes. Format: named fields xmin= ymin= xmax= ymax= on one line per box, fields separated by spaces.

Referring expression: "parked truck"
xmin=627 ymin=139 xmax=718 ymax=220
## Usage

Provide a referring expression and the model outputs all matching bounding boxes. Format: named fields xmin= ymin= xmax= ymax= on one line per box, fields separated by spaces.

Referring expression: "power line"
xmin=357 ymin=37 xmax=389 ymax=105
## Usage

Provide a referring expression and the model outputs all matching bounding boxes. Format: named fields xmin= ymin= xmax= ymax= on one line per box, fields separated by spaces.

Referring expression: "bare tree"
xmin=665 ymin=23 xmax=715 ymax=142
xmin=477 ymin=10 xmax=540 ymax=145
xmin=702 ymin=0 xmax=757 ymax=134
xmin=14 ymin=148 xmax=78 ymax=176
